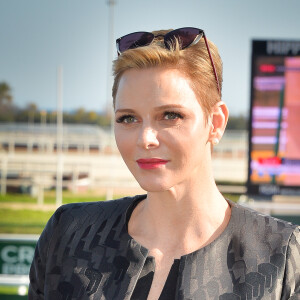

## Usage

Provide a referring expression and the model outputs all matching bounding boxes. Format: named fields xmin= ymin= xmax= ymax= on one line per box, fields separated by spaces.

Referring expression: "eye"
xmin=163 ymin=111 xmax=183 ymax=120
xmin=116 ymin=115 xmax=137 ymax=124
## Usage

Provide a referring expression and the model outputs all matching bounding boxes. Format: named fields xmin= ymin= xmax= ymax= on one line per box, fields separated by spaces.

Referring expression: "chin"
xmin=135 ymin=176 xmax=173 ymax=193
xmin=127 ymin=163 xmax=179 ymax=192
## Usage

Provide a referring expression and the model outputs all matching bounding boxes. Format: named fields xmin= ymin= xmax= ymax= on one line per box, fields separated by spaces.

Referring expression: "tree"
xmin=0 ymin=82 xmax=15 ymax=122
xmin=26 ymin=102 xmax=39 ymax=124
xmin=0 ymin=82 xmax=13 ymax=105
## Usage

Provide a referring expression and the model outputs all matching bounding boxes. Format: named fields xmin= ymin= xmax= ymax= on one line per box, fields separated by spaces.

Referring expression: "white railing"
xmin=0 ymin=274 xmax=29 ymax=286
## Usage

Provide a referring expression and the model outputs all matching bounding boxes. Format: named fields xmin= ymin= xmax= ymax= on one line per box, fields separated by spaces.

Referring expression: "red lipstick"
xmin=136 ymin=158 xmax=168 ymax=170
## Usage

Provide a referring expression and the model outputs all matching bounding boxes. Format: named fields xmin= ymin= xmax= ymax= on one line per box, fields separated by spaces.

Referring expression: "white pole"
xmin=106 ymin=0 xmax=116 ymax=151
xmin=56 ymin=66 xmax=63 ymax=208
xmin=0 ymin=157 xmax=7 ymax=195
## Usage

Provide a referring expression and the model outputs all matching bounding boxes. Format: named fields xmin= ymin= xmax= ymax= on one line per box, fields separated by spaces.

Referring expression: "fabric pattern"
xmin=29 ymin=195 xmax=300 ymax=300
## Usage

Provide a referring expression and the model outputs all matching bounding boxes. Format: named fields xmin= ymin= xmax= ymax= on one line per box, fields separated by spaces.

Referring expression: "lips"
xmin=136 ymin=158 xmax=169 ymax=170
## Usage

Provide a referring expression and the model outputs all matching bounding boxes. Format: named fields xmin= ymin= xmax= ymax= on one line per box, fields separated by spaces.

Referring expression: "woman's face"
xmin=114 ymin=67 xmax=212 ymax=192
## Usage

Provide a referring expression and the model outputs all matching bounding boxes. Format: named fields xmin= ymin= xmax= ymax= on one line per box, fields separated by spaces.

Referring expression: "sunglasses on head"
xmin=116 ymin=27 xmax=220 ymax=96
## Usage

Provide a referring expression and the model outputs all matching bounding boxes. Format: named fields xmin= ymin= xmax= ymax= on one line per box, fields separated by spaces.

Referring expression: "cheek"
xmin=115 ymin=128 xmax=134 ymax=159
xmin=166 ymin=123 xmax=209 ymax=163
xmin=165 ymin=119 xmax=208 ymax=149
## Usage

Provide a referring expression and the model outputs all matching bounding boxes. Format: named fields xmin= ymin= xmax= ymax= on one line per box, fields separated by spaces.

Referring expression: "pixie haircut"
xmin=112 ymin=29 xmax=223 ymax=119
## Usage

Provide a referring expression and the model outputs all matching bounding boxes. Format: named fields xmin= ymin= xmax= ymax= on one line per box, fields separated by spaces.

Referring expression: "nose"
xmin=137 ymin=126 xmax=159 ymax=150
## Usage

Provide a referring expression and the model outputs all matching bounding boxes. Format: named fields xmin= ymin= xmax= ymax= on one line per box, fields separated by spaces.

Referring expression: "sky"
xmin=0 ymin=0 xmax=300 ymax=116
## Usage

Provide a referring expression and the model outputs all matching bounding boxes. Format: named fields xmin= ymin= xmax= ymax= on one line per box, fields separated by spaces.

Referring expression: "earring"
xmin=212 ymin=138 xmax=219 ymax=145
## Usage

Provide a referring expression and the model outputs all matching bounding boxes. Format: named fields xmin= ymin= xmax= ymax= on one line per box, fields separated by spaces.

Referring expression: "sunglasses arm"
xmin=203 ymin=34 xmax=221 ymax=97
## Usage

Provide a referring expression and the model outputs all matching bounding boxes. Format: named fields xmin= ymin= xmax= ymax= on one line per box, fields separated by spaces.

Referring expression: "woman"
xmin=29 ymin=27 xmax=300 ymax=299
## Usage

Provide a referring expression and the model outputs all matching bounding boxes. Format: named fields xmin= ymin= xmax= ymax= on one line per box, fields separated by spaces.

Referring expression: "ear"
xmin=208 ymin=101 xmax=229 ymax=144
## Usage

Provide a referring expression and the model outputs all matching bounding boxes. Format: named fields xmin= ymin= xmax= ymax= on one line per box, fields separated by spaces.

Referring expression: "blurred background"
xmin=0 ymin=0 xmax=300 ymax=298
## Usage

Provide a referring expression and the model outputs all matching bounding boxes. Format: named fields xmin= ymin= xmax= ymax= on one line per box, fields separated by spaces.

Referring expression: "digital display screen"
xmin=248 ymin=40 xmax=300 ymax=196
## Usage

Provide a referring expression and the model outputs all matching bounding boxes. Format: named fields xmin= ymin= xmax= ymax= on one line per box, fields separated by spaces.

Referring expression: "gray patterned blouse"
xmin=29 ymin=195 xmax=300 ymax=299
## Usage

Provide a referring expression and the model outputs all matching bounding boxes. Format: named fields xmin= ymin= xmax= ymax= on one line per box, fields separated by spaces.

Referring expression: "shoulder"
xmin=50 ymin=194 xmax=146 ymax=231
xmin=37 ymin=194 xmax=146 ymax=258
xmin=29 ymin=195 xmax=146 ymax=297
xmin=230 ymin=200 xmax=299 ymax=249
xmin=232 ymin=200 xmax=298 ymax=231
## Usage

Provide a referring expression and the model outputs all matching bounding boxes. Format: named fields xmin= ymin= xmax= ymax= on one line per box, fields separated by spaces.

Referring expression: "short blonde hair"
xmin=112 ymin=29 xmax=223 ymax=119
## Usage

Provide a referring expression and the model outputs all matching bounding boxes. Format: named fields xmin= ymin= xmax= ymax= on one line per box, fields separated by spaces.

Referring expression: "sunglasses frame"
xmin=116 ymin=27 xmax=221 ymax=96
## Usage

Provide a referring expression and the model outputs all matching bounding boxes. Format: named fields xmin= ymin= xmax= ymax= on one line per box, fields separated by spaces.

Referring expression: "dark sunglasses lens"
xmin=165 ymin=28 xmax=201 ymax=49
xmin=118 ymin=32 xmax=154 ymax=52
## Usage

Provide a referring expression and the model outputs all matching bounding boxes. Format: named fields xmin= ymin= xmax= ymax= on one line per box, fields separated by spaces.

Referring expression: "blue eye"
xmin=116 ymin=115 xmax=137 ymax=124
xmin=164 ymin=111 xmax=183 ymax=120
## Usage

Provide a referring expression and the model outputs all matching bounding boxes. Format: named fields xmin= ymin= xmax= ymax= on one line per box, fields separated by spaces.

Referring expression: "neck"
xmin=146 ymin=180 xmax=228 ymax=234
xmin=128 ymin=169 xmax=231 ymax=257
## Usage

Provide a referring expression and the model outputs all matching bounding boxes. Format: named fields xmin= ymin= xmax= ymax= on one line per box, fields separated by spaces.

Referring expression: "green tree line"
xmin=0 ymin=82 xmax=111 ymax=127
xmin=0 ymin=81 xmax=248 ymax=129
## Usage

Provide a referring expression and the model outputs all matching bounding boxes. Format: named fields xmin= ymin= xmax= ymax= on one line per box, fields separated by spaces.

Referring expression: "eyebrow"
xmin=115 ymin=104 xmax=186 ymax=114
xmin=154 ymin=104 xmax=186 ymax=111
xmin=114 ymin=108 xmax=135 ymax=114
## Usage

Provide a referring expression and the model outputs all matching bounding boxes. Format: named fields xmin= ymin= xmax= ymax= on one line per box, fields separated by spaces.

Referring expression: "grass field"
xmin=0 ymin=191 xmax=109 ymax=234
xmin=0 ymin=191 xmax=107 ymax=204
xmin=0 ymin=191 xmax=240 ymax=234
xmin=0 ymin=285 xmax=27 ymax=296
xmin=0 ymin=209 xmax=54 ymax=234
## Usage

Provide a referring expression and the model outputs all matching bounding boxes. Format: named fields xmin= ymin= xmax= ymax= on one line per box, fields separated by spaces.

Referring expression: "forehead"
xmin=115 ymin=67 xmax=202 ymax=110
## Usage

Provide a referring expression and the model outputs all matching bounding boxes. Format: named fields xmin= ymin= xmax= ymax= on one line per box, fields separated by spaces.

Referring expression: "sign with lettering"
xmin=247 ymin=39 xmax=300 ymax=196
xmin=0 ymin=237 xmax=37 ymax=275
